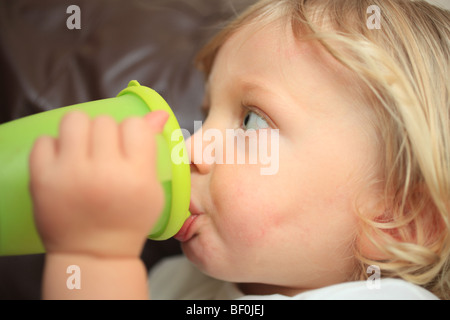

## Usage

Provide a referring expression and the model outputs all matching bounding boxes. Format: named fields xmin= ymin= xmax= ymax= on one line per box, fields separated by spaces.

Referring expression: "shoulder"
xmin=299 ymin=278 xmax=439 ymax=300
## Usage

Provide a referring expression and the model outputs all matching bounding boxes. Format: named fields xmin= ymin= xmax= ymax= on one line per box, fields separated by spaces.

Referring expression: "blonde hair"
xmin=195 ymin=0 xmax=450 ymax=299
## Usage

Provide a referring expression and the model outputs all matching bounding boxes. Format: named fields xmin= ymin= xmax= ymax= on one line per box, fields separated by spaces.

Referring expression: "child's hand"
xmin=29 ymin=111 xmax=168 ymax=258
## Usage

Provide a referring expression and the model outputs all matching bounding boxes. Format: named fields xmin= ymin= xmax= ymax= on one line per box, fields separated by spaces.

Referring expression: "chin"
xmin=181 ymin=240 xmax=239 ymax=282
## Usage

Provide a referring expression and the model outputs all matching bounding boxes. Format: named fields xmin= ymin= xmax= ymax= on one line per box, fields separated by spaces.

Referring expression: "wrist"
xmin=42 ymin=231 xmax=147 ymax=260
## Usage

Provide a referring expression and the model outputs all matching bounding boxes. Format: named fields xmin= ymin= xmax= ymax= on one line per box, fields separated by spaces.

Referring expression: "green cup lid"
xmin=118 ymin=81 xmax=191 ymax=240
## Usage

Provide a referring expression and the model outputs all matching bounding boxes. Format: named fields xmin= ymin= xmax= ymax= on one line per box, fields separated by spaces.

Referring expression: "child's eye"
xmin=242 ymin=110 xmax=270 ymax=131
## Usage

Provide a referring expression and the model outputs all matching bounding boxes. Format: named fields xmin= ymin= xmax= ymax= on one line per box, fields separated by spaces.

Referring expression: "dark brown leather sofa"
xmin=0 ymin=0 xmax=254 ymax=299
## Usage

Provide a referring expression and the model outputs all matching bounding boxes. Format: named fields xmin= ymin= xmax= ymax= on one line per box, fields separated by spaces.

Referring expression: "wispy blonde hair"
xmin=195 ymin=0 xmax=450 ymax=299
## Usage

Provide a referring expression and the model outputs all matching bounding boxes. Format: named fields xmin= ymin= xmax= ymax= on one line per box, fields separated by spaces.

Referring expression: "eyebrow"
xmin=200 ymin=77 xmax=290 ymax=119
xmin=240 ymin=79 xmax=276 ymax=95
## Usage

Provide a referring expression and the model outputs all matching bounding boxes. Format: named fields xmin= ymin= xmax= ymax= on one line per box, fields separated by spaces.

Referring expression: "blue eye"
xmin=242 ymin=111 xmax=269 ymax=131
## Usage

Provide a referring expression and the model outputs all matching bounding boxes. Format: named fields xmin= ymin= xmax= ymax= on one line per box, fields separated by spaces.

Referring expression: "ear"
xmin=357 ymin=213 xmax=398 ymax=261
xmin=357 ymin=187 xmax=448 ymax=261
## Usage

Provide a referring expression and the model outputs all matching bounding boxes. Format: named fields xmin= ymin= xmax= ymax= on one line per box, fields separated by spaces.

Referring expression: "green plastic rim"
xmin=118 ymin=81 xmax=191 ymax=240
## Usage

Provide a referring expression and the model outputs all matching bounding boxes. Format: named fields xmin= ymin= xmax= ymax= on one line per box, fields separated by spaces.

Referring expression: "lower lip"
xmin=174 ymin=214 xmax=199 ymax=242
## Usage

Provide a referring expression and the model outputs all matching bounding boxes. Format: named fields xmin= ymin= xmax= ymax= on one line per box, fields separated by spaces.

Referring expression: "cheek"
xmin=209 ymin=163 xmax=289 ymax=247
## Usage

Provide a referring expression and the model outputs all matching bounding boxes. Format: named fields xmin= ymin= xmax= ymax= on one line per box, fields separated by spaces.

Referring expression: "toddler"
xmin=30 ymin=0 xmax=450 ymax=299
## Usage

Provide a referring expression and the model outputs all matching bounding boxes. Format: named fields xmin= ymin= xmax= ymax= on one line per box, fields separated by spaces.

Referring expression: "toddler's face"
xmin=182 ymin=20 xmax=380 ymax=295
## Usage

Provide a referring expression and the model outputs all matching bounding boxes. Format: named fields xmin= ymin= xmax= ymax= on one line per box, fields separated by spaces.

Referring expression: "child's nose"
xmin=185 ymin=129 xmax=213 ymax=175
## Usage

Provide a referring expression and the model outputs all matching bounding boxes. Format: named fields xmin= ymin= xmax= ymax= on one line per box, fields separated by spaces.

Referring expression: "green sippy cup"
xmin=0 ymin=80 xmax=191 ymax=256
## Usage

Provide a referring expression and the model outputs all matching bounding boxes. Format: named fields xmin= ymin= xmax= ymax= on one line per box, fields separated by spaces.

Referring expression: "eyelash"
xmin=200 ymin=104 xmax=272 ymax=130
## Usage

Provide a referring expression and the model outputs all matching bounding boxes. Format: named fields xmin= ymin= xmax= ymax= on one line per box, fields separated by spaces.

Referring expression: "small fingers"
xmin=55 ymin=111 xmax=168 ymax=167
xmin=120 ymin=117 xmax=153 ymax=161
xmin=29 ymin=135 xmax=57 ymax=181
xmin=57 ymin=111 xmax=91 ymax=159
xmin=90 ymin=115 xmax=119 ymax=160
xmin=120 ymin=112 xmax=168 ymax=170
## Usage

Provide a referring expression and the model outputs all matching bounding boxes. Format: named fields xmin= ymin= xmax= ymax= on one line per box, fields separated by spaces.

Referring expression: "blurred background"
xmin=428 ymin=0 xmax=450 ymax=9
xmin=0 ymin=0 xmax=449 ymax=299
xmin=0 ymin=0 xmax=259 ymax=133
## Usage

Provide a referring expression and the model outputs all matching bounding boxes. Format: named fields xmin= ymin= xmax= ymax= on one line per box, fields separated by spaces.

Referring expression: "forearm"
xmin=42 ymin=253 xmax=149 ymax=300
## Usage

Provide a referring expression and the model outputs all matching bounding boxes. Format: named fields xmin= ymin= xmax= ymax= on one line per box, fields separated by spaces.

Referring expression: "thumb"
xmin=144 ymin=110 xmax=169 ymax=133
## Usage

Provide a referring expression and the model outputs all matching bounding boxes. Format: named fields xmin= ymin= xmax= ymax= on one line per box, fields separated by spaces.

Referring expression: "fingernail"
xmin=145 ymin=111 xmax=169 ymax=131
xmin=150 ymin=110 xmax=169 ymax=120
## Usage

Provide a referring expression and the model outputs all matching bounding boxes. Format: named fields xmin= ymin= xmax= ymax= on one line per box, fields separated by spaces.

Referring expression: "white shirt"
xmin=149 ymin=255 xmax=439 ymax=300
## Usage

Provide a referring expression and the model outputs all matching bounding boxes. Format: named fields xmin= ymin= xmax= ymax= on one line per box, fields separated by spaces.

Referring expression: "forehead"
xmin=211 ymin=20 xmax=305 ymax=83
xmin=208 ymin=19 xmax=365 ymax=122
xmin=208 ymin=18 xmax=360 ymax=109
